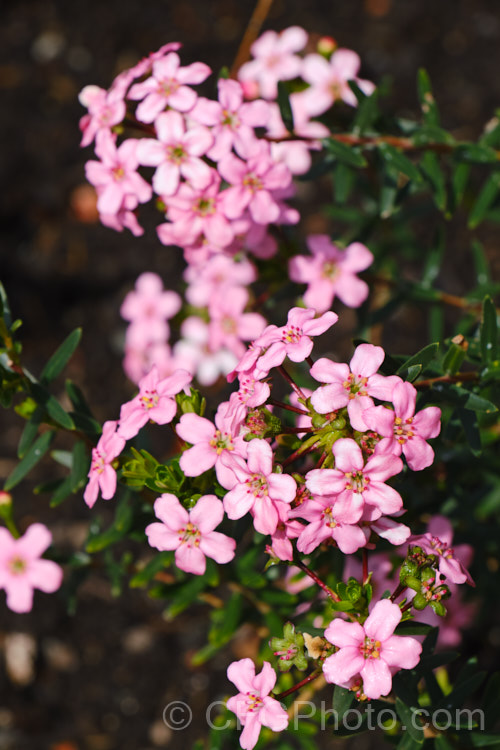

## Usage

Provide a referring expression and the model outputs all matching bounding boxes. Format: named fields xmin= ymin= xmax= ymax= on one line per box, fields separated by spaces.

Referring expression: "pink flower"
xmin=323 ymin=599 xmax=422 ymax=699
xmin=310 ymin=344 xmax=401 ymax=431
xmin=208 ymin=287 xmax=267 ymax=358
xmin=238 ymin=26 xmax=308 ymax=99
xmin=159 ymin=173 xmax=234 ymax=248
xmin=184 ymin=254 xmax=257 ymax=307
xmin=268 ymin=514 xmax=303 ymax=561
xmin=293 ymin=490 xmax=367 ymax=555
xmin=266 ymin=95 xmax=329 ymax=175
xmin=118 ymin=366 xmax=192 ymax=440
xmin=85 ymin=130 xmax=152 ymax=215
xmin=219 ymin=142 xmax=292 ymax=225
xmin=255 ymin=307 xmax=338 ymax=372
xmin=226 ymin=658 xmax=289 ymax=749
xmin=136 ymin=110 xmax=213 ymax=196
xmin=222 ymin=439 xmax=297 ymax=535
xmin=128 ymin=52 xmax=211 ymax=122
xmin=289 ymin=236 xmax=373 ymax=312
xmin=78 ymin=84 xmax=126 ymax=147
xmin=299 ymin=49 xmax=375 ymax=117
xmin=409 ymin=520 xmax=474 ymax=586
xmin=176 ymin=405 xmax=247 ymax=489
xmin=306 ymin=437 xmax=403 ymax=520
xmin=83 ymin=421 xmax=126 ymax=508
xmin=363 ymin=381 xmax=441 ymax=471
xmin=191 ymin=78 xmax=271 ymax=160
xmin=121 ymin=272 xmax=182 ymax=348
xmin=146 ymin=494 xmax=235 ymax=575
xmin=173 ymin=316 xmax=237 ymax=386
xmin=0 ymin=524 xmax=63 ymax=613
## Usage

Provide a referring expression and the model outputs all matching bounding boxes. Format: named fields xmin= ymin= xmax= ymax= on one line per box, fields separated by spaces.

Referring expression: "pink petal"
xmin=190 ymin=494 xmax=224 ymax=532
xmin=364 ymin=599 xmax=401 ymax=641
xmin=360 ymin=658 xmax=392 ymax=699
xmin=176 ymin=413 xmax=215 ymax=443
xmin=176 ymin=544 xmax=206 ymax=575
xmin=333 ymin=438 xmax=364 ymax=472
xmin=322 ymin=647 xmax=364 ymax=685
xmin=382 ymin=635 xmax=422 ymax=669
xmin=199 ymin=530 xmax=235 ymax=564
xmin=227 ymin=658 xmax=256 ymax=693
xmin=179 ymin=442 xmax=216 ymax=476
xmin=325 ymin=618 xmax=364 ymax=648
xmin=252 ymin=661 xmax=276 ymax=696
xmin=350 ymin=344 xmax=385 ymax=377
xmin=27 ymin=559 xmax=63 ymax=593
xmin=153 ymin=493 xmax=189 ymax=529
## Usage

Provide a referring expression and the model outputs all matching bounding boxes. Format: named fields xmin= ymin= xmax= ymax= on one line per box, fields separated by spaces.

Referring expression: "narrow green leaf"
xmin=50 ymin=476 xmax=74 ymax=507
xmin=481 ymin=296 xmax=498 ymax=364
xmin=420 ymin=151 xmax=447 ymax=211
xmin=17 ymin=405 xmax=44 ymax=458
xmin=421 ymin=229 xmax=446 ymax=287
xmin=417 ymin=68 xmax=440 ymax=126
xmin=437 ymin=384 xmax=497 ymax=413
xmin=435 ymin=736 xmax=455 ymax=750
xmin=456 ymin=143 xmax=500 ymax=164
xmin=0 ymin=282 xmax=12 ymax=327
xmin=65 ymin=379 xmax=94 ymax=417
xmin=332 ymin=685 xmax=354 ymax=720
xmin=436 ymin=671 xmax=486 ymax=712
xmin=471 ymin=240 xmax=491 ymax=285
xmin=324 ymin=137 xmax=367 ymax=168
xmin=130 ymin=552 xmax=173 ymax=588
xmin=31 ymin=383 xmax=74 ymax=430
xmin=40 ymin=328 xmax=82 ymax=384
xmin=442 ymin=340 xmax=467 ymax=375
xmin=70 ymin=440 xmax=89 ymax=492
xmin=4 ymin=430 xmax=55 ymax=491
xmin=451 ymin=162 xmax=470 ymax=211
xmin=397 ymin=343 xmax=439 ymax=375
xmin=455 ymin=732 xmax=500 ymax=747
xmin=334 ymin=162 xmax=355 ymax=204
xmin=277 ymin=81 xmax=294 ymax=133
xmin=457 ymin=408 xmax=482 ymax=455
xmin=396 ymin=698 xmax=425 ymax=744
xmin=352 ymin=87 xmax=379 ymax=134
xmin=468 ymin=172 xmax=500 ymax=229
xmin=378 ymin=143 xmax=422 ymax=183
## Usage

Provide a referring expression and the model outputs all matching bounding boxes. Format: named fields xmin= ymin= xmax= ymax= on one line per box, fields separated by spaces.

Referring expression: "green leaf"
xmin=277 ymin=81 xmax=294 ymax=133
xmin=454 ymin=732 xmax=500 ymax=747
xmin=420 ymin=151 xmax=447 ymax=211
xmin=442 ymin=340 xmax=467 ymax=375
xmin=130 ymin=552 xmax=173 ymax=588
xmin=0 ymin=281 xmax=12 ymax=328
xmin=332 ymin=685 xmax=354 ymax=720
xmin=457 ymin=408 xmax=482 ymax=456
xmin=451 ymin=162 xmax=470 ymax=211
xmin=434 ymin=737 xmax=455 ymax=750
xmin=436 ymin=670 xmax=486 ymax=712
xmin=4 ymin=430 xmax=55 ymax=490
xmin=468 ymin=172 xmax=500 ymax=229
xmin=50 ymin=476 xmax=74 ymax=507
xmin=481 ymin=296 xmax=498 ymax=364
xmin=40 ymin=328 xmax=82 ymax=384
xmin=396 ymin=698 xmax=425 ymax=744
xmin=334 ymin=162 xmax=355 ymax=204
xmin=31 ymin=383 xmax=74 ymax=430
xmin=471 ymin=240 xmax=491 ymax=285
xmin=70 ymin=440 xmax=89 ymax=492
xmin=434 ymin=383 xmax=497 ymax=413
xmin=417 ymin=68 xmax=440 ymax=126
xmin=85 ymin=495 xmax=134 ymax=553
xmin=397 ymin=343 xmax=439 ymax=375
xmin=378 ymin=143 xmax=422 ymax=183
xmin=396 ymin=730 xmax=424 ymax=750
xmin=65 ymin=379 xmax=94 ymax=417
xmin=324 ymin=137 xmax=368 ymax=168
xmin=456 ymin=143 xmax=500 ymax=164
xmin=352 ymin=88 xmax=379 ymax=134
xmin=17 ymin=405 xmax=44 ymax=458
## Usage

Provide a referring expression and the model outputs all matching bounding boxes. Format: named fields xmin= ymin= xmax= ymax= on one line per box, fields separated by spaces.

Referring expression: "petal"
xmin=252 ymin=661 xmax=276 ymax=696
xmin=382 ymin=635 xmax=422 ymax=669
xmin=15 ymin=523 xmax=52 ymax=558
xmin=153 ymin=494 xmax=189 ymax=529
xmin=176 ymin=413 xmax=215 ymax=443
xmin=333 ymin=438 xmax=363 ymax=472
xmin=27 ymin=559 xmax=63 ymax=593
xmin=350 ymin=344 xmax=385 ymax=377
xmin=179 ymin=442 xmax=216 ymax=476
xmin=324 ymin=618 xmax=364 ymax=648
xmin=145 ymin=522 xmax=181 ymax=551
xmin=176 ymin=544 xmax=206 ymax=575
xmin=190 ymin=494 xmax=224 ymax=532
xmin=227 ymin=658 xmax=256 ymax=693
xmin=310 ymin=358 xmax=349 ymax=385
xmin=310 ymin=383 xmax=348 ymax=414
xmin=364 ymin=599 xmax=401 ymax=641
xmin=322 ymin=647 xmax=364 ymax=685
xmin=5 ymin=580 xmax=35 ymax=613
xmin=199 ymin=530 xmax=236 ymax=564
xmin=247 ymin=439 xmax=273 ymax=475
xmin=360 ymin=658 xmax=392 ymax=699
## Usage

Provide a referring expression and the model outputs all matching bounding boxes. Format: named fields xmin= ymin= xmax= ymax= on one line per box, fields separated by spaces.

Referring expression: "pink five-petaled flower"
xmin=190 ymin=78 xmax=271 ymax=161
xmin=255 ymin=307 xmax=338 ymax=372
xmin=299 ymin=48 xmax=375 ymax=117
xmin=118 ymin=366 xmax=192 ymax=440
xmin=136 ymin=110 xmax=213 ymax=196
xmin=85 ymin=130 xmax=152 ymax=215
xmin=127 ymin=52 xmax=211 ymax=123
xmin=323 ymin=599 xmax=422 ymax=699
xmin=222 ymin=439 xmax=297 ymax=535
xmin=176 ymin=405 xmax=247 ymax=489
xmin=408 ymin=524 xmax=474 ymax=586
xmin=293 ymin=490 xmax=367 ymax=555
xmin=363 ymin=380 xmax=442 ymax=471
xmin=145 ymin=494 xmax=235 ymax=575
xmin=310 ymin=343 xmax=401 ymax=432
xmin=0 ymin=524 xmax=63 ymax=613
xmin=237 ymin=26 xmax=308 ymax=100
xmin=208 ymin=286 xmax=267 ymax=359
xmin=219 ymin=141 xmax=292 ymax=225
xmin=289 ymin=236 xmax=374 ymax=313
xmin=78 ymin=84 xmax=126 ymax=147
xmin=120 ymin=272 xmax=182 ymax=348
xmin=226 ymin=658 xmax=289 ymax=750
xmin=83 ymin=421 xmax=126 ymax=509
xmin=306 ymin=437 xmax=404 ymax=520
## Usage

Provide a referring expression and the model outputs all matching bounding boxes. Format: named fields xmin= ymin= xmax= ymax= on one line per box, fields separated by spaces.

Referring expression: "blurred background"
xmin=1 ymin=1 xmax=500 ymax=748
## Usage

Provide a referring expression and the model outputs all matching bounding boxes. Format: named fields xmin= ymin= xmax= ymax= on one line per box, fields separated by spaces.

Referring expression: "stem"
xmin=362 ymin=550 xmax=369 ymax=585
xmin=306 ymin=356 xmax=314 ymax=368
xmin=230 ymin=0 xmax=275 ymax=79
xmin=266 ymin=132 xmax=456 ymax=155
xmin=268 ymin=397 xmax=309 ymax=416
xmin=294 ymin=561 xmax=341 ymax=602
xmin=400 ymin=600 xmax=414 ymax=614
xmin=123 ymin=115 xmax=156 ymax=136
xmin=414 ymin=371 xmax=479 ymax=389
xmin=390 ymin=582 xmax=406 ymax=602
xmin=274 ymin=669 xmax=322 ymax=700
xmin=280 ymin=426 xmax=313 ymax=435
xmin=314 ymin=451 xmax=327 ymax=469
xmin=278 ymin=364 xmax=306 ymax=400
xmin=281 ymin=438 xmax=320 ymax=468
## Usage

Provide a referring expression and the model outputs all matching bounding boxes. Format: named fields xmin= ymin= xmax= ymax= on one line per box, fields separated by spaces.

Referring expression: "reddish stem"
xmin=390 ymin=582 xmax=407 ymax=602
xmin=268 ymin=398 xmax=309 ymax=416
xmin=280 ymin=426 xmax=313 ymax=435
xmin=414 ymin=371 xmax=479 ymax=390
xmin=362 ymin=550 xmax=369 ymax=585
xmin=281 ymin=440 xmax=320 ymax=468
xmin=295 ymin=561 xmax=341 ymax=602
xmin=306 ymin=356 xmax=315 ymax=368
xmin=278 ymin=364 xmax=307 ymax=400
xmin=274 ymin=669 xmax=322 ymax=700
xmin=230 ymin=0 xmax=275 ymax=79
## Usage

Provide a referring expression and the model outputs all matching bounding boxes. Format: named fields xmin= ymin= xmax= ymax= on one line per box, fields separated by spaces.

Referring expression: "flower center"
xmin=323 ymin=506 xmax=338 ymax=528
xmin=360 ymin=636 xmax=382 ymax=659
xmin=8 ymin=556 xmax=27 ymax=575
xmin=194 ymin=197 xmax=216 ymax=216
xmin=344 ymin=470 xmax=368 ymax=493
xmin=221 ymin=316 xmax=237 ymax=334
xmin=246 ymin=692 xmax=263 ymax=712
xmin=167 ymin=144 xmax=187 ymax=164
xmin=429 ymin=535 xmax=454 ymax=559
xmin=159 ymin=77 xmax=179 ymax=97
xmin=343 ymin=373 xmax=369 ymax=400
xmin=140 ymin=389 xmax=159 ymax=410
xmin=177 ymin=521 xmax=201 ymax=548
xmin=91 ymin=450 xmax=106 ymax=474
xmin=209 ymin=429 xmax=234 ymax=455
xmin=242 ymin=172 xmax=263 ymax=192
xmin=393 ymin=416 xmax=414 ymax=444
xmin=112 ymin=165 xmax=126 ymax=181
xmin=245 ymin=474 xmax=268 ymax=498
xmin=282 ymin=325 xmax=302 ymax=344
xmin=322 ymin=261 xmax=339 ymax=280
xmin=221 ymin=109 xmax=240 ymax=129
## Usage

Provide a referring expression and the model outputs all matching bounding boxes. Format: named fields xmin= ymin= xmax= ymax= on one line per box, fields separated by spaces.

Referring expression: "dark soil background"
xmin=1 ymin=1 xmax=500 ymax=749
